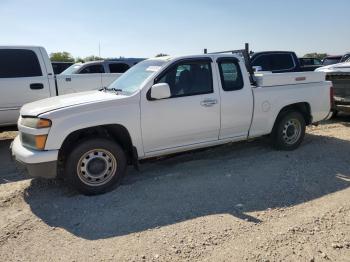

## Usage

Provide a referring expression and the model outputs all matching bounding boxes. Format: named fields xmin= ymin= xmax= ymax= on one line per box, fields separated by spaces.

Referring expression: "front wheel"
xmin=271 ymin=111 xmax=306 ymax=151
xmin=65 ymin=138 xmax=127 ymax=195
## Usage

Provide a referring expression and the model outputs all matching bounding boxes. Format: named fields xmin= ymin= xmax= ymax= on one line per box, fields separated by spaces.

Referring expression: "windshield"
xmin=106 ymin=59 xmax=166 ymax=94
xmin=60 ymin=63 xmax=83 ymax=75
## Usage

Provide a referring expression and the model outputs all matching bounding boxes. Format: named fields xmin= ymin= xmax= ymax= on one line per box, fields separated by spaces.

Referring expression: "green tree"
xmin=83 ymin=55 xmax=104 ymax=62
xmin=303 ymin=53 xmax=328 ymax=60
xmin=75 ymin=57 xmax=85 ymax=63
xmin=50 ymin=52 xmax=75 ymax=62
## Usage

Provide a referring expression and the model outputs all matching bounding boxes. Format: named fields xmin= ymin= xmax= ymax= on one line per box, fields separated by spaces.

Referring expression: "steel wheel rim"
xmin=77 ymin=149 xmax=117 ymax=187
xmin=282 ymin=118 xmax=301 ymax=145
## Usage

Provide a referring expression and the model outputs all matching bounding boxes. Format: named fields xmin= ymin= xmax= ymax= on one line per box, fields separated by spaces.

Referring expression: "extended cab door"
xmin=0 ymin=48 xmax=51 ymax=126
xmin=141 ymin=58 xmax=220 ymax=154
xmin=216 ymin=57 xmax=253 ymax=139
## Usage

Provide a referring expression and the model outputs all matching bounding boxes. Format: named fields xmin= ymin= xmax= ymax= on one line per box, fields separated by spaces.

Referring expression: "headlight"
xmin=20 ymin=117 xmax=51 ymax=150
xmin=21 ymin=133 xmax=48 ymax=150
xmin=21 ymin=117 xmax=51 ymax=129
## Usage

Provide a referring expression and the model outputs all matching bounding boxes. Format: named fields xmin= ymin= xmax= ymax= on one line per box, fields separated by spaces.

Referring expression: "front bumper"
xmin=10 ymin=136 xmax=59 ymax=179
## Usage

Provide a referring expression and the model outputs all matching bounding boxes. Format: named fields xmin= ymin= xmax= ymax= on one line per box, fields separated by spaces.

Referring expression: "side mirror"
xmin=253 ymin=66 xmax=262 ymax=72
xmin=150 ymin=83 xmax=171 ymax=100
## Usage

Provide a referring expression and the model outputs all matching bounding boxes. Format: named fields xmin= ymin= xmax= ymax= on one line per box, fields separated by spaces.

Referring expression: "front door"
xmin=0 ymin=48 xmax=51 ymax=125
xmin=141 ymin=58 xmax=220 ymax=153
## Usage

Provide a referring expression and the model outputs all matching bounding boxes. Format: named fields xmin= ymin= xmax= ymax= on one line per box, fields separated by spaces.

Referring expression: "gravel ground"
xmin=0 ymin=117 xmax=349 ymax=261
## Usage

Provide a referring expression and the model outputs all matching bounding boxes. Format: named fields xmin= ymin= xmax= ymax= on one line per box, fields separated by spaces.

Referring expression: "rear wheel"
xmin=65 ymin=138 xmax=127 ymax=195
xmin=271 ymin=111 xmax=306 ymax=150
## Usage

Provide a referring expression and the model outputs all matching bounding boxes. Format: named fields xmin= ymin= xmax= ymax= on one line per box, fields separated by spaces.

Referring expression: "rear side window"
xmin=218 ymin=59 xmax=244 ymax=91
xmin=0 ymin=49 xmax=42 ymax=78
xmin=270 ymin=54 xmax=294 ymax=71
xmin=301 ymin=58 xmax=322 ymax=66
xmin=109 ymin=63 xmax=130 ymax=73
xmin=251 ymin=55 xmax=272 ymax=71
xmin=156 ymin=60 xmax=213 ymax=98
xmin=79 ymin=64 xmax=105 ymax=74
xmin=300 ymin=58 xmax=312 ymax=66
xmin=252 ymin=53 xmax=295 ymax=71
xmin=314 ymin=59 xmax=322 ymax=65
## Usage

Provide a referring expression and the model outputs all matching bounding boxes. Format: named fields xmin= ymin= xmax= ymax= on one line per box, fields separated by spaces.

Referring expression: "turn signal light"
xmin=35 ymin=135 xmax=48 ymax=150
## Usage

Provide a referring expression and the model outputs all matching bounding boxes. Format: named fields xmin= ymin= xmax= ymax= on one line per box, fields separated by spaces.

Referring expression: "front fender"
xmin=40 ymin=94 xmax=143 ymax=156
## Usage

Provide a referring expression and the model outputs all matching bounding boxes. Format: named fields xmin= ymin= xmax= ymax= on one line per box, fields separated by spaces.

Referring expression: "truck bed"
xmin=249 ymin=79 xmax=331 ymax=138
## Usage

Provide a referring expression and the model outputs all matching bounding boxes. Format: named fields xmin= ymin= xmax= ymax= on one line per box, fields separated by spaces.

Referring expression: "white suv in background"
xmin=60 ymin=58 xmax=145 ymax=75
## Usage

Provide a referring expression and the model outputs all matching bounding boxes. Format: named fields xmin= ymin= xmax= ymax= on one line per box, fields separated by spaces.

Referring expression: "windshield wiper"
xmin=99 ymin=87 xmax=123 ymax=94
xmin=110 ymin=88 xmax=123 ymax=92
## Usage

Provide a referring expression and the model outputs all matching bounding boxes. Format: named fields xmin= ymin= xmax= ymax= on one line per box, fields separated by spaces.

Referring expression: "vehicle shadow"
xmin=0 ymin=138 xmax=26 ymax=184
xmin=23 ymin=132 xmax=350 ymax=240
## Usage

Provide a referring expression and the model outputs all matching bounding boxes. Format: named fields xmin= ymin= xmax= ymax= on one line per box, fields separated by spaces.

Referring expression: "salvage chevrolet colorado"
xmin=12 ymin=50 xmax=333 ymax=194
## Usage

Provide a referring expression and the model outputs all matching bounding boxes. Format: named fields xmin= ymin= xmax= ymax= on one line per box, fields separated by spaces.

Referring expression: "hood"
xmin=316 ymin=62 xmax=350 ymax=73
xmin=21 ymin=90 xmax=124 ymax=116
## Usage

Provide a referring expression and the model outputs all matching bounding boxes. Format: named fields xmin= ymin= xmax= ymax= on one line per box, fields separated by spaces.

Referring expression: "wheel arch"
xmin=273 ymin=102 xmax=312 ymax=131
xmin=58 ymin=124 xmax=136 ymax=175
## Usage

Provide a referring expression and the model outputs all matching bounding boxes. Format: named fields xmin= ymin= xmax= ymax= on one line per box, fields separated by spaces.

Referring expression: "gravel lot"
xmin=0 ymin=117 xmax=349 ymax=261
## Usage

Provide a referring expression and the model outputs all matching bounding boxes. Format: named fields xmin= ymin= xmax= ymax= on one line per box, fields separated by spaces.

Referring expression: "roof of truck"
xmin=80 ymin=58 xmax=145 ymax=64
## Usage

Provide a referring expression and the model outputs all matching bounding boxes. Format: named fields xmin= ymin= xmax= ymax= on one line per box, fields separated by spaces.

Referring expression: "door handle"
xmin=65 ymin=77 xmax=71 ymax=82
xmin=30 ymin=83 xmax=44 ymax=90
xmin=200 ymin=99 xmax=218 ymax=107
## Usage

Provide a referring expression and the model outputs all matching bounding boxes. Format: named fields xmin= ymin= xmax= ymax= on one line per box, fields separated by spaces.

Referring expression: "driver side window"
xmin=156 ymin=60 xmax=213 ymax=98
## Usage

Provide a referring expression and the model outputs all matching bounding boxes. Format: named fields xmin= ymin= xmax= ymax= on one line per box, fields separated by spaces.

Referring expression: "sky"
xmin=0 ymin=0 xmax=349 ymax=59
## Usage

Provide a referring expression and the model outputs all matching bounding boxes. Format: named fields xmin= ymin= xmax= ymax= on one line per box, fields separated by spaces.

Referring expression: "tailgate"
xmin=327 ymin=73 xmax=350 ymax=103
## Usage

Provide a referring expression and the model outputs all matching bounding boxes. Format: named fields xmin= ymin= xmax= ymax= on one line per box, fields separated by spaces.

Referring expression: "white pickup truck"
xmin=11 ymin=53 xmax=332 ymax=195
xmin=0 ymin=46 xmax=122 ymax=127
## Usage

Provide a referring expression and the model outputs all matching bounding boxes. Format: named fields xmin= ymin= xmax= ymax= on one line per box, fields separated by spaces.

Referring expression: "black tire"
xmin=331 ymin=110 xmax=338 ymax=119
xmin=271 ymin=111 xmax=306 ymax=151
xmin=64 ymin=138 xmax=127 ymax=195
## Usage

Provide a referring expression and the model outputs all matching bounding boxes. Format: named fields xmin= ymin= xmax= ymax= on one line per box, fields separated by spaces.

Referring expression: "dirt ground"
xmin=0 ymin=116 xmax=349 ymax=262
